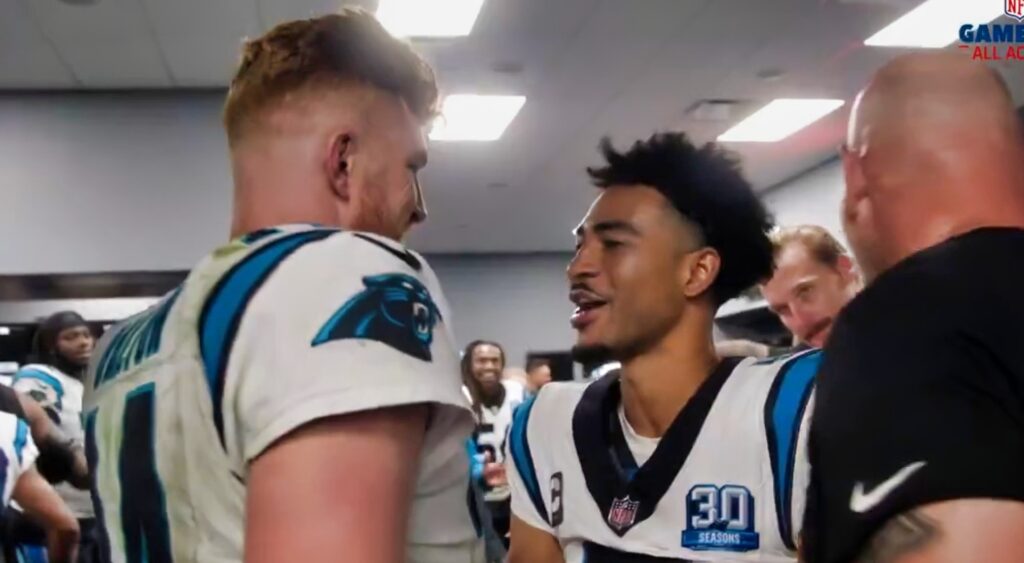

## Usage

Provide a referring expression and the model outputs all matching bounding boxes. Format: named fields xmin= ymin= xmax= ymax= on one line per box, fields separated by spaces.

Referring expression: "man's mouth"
xmin=803 ymin=318 xmax=832 ymax=346
xmin=570 ymin=289 xmax=608 ymax=330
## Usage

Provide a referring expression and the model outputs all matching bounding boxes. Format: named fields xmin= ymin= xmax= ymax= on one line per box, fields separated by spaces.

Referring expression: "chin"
xmin=571 ymin=343 xmax=614 ymax=366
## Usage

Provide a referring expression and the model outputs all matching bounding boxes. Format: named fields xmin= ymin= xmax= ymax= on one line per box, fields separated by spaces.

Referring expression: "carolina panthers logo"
xmin=312 ymin=273 xmax=442 ymax=361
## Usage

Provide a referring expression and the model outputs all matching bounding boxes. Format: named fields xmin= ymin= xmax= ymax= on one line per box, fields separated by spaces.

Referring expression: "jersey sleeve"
xmin=763 ymin=349 xmax=820 ymax=553
xmin=505 ymin=395 xmax=555 ymax=534
xmin=13 ymin=418 xmax=39 ymax=473
xmin=790 ymin=392 xmax=813 ymax=547
xmin=0 ymin=415 xmax=38 ymax=505
xmin=211 ymin=231 xmax=471 ymax=464
xmin=12 ymin=367 xmax=64 ymax=415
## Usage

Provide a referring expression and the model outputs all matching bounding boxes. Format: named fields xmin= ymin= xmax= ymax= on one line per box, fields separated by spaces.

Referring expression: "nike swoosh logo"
xmin=850 ymin=461 xmax=926 ymax=513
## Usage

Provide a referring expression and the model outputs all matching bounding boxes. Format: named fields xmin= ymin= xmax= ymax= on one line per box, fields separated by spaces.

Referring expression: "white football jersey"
xmin=84 ymin=225 xmax=482 ymax=563
xmin=507 ymin=351 xmax=821 ymax=562
xmin=473 ymin=379 xmax=525 ymax=502
xmin=12 ymin=363 xmax=93 ymax=518
xmin=0 ymin=411 xmax=38 ymax=508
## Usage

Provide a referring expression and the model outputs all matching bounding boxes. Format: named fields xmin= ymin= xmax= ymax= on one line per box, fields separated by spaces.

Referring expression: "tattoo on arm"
xmin=855 ymin=510 xmax=941 ymax=563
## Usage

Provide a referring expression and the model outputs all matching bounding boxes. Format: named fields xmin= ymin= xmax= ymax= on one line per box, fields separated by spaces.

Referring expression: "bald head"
xmin=849 ymin=52 xmax=1020 ymax=164
xmin=841 ymin=52 xmax=1024 ymax=281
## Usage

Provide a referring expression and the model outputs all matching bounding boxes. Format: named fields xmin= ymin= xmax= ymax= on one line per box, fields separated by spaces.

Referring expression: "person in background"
xmin=0 ymin=410 xmax=80 ymax=563
xmin=84 ymin=10 xmax=482 ymax=563
xmin=462 ymin=340 xmax=525 ymax=546
xmin=523 ymin=357 xmax=552 ymax=399
xmin=11 ymin=311 xmax=96 ymax=562
xmin=803 ymin=53 xmax=1024 ymax=562
xmin=0 ymin=381 xmax=88 ymax=488
xmin=760 ymin=225 xmax=860 ymax=351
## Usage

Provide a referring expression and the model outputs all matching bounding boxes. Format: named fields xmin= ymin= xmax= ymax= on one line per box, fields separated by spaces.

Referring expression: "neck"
xmin=50 ymin=357 xmax=83 ymax=380
xmin=229 ymin=150 xmax=337 ymax=239
xmin=619 ymin=315 xmax=718 ymax=438
xmin=884 ymin=183 xmax=1024 ymax=269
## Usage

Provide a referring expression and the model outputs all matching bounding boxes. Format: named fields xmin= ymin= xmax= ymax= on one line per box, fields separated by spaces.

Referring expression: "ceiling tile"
xmin=25 ymin=0 xmax=171 ymax=87
xmin=257 ymin=0 xmax=374 ymax=32
xmin=141 ymin=0 xmax=261 ymax=86
xmin=0 ymin=1 xmax=77 ymax=88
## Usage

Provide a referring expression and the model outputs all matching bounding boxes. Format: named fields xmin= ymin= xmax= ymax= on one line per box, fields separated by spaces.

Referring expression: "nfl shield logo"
xmin=1007 ymin=0 xmax=1024 ymax=21
xmin=607 ymin=496 xmax=640 ymax=531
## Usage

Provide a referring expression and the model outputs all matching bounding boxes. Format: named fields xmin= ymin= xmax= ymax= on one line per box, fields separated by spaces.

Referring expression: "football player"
xmin=462 ymin=340 xmax=526 ymax=542
xmin=83 ymin=10 xmax=480 ymax=563
xmin=507 ymin=133 xmax=819 ymax=562
xmin=11 ymin=311 xmax=96 ymax=560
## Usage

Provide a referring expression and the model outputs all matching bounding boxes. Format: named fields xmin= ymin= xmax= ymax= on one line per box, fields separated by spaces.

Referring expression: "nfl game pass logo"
xmin=1008 ymin=0 xmax=1024 ymax=21
xmin=682 ymin=484 xmax=759 ymax=552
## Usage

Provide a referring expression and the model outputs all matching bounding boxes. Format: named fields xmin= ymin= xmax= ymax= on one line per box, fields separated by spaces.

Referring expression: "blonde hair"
xmin=223 ymin=9 xmax=438 ymax=146
xmin=770 ymin=225 xmax=849 ymax=269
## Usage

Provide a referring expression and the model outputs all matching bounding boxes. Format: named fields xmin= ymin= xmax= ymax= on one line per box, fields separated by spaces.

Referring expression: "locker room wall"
xmin=762 ymin=159 xmax=848 ymax=248
xmin=429 ymin=253 xmax=575 ymax=370
xmin=0 ymin=91 xmax=849 ymax=365
xmin=0 ymin=255 xmax=576 ymax=371
xmin=0 ymin=91 xmax=850 ymax=274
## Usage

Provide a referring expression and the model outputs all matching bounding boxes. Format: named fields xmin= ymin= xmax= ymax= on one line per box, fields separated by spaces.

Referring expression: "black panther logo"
xmin=311 ymin=273 xmax=442 ymax=362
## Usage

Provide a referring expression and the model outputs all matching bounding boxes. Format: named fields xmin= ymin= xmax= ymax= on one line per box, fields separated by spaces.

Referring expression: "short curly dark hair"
xmin=586 ymin=132 xmax=775 ymax=305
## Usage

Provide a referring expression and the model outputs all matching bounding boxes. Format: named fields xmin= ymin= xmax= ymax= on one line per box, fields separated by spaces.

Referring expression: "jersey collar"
xmin=572 ymin=356 xmax=741 ymax=536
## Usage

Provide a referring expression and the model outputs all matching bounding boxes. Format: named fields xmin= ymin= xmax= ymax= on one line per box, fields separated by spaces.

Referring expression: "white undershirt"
xmin=617 ymin=403 xmax=660 ymax=466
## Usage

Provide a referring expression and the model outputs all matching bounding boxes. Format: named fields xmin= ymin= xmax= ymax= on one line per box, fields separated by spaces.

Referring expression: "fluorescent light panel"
xmin=376 ymin=0 xmax=485 ymax=38
xmin=865 ymin=0 xmax=1003 ymax=48
xmin=717 ymin=99 xmax=845 ymax=143
xmin=430 ymin=94 xmax=526 ymax=141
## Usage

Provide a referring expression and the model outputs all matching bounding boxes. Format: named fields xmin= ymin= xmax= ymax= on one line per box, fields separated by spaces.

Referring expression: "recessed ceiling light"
xmin=376 ymin=0 xmax=485 ymax=38
xmin=430 ymin=95 xmax=526 ymax=141
xmin=717 ymin=98 xmax=845 ymax=143
xmin=491 ymin=61 xmax=524 ymax=75
xmin=864 ymin=0 xmax=1003 ymax=48
xmin=686 ymin=99 xmax=742 ymax=122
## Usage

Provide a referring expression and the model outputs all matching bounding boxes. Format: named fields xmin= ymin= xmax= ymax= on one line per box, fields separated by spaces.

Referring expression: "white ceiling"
xmin=2 ymin=0 xmax=1023 ymax=253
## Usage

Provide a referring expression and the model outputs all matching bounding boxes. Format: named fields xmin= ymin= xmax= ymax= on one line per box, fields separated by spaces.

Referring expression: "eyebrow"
xmin=791 ymin=277 xmax=818 ymax=292
xmin=573 ymin=220 xmax=642 ymax=238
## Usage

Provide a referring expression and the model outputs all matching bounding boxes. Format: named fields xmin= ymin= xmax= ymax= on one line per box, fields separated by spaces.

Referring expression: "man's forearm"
xmin=46 ymin=527 xmax=80 ymax=563
xmin=36 ymin=435 xmax=88 ymax=488
xmin=855 ymin=509 xmax=939 ymax=563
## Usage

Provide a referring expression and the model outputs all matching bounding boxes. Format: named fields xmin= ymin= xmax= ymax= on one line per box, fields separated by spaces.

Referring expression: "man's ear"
xmin=840 ymin=146 xmax=868 ymax=217
xmin=680 ymin=248 xmax=721 ymax=299
xmin=836 ymin=253 xmax=858 ymax=282
xmin=326 ymin=133 xmax=353 ymax=201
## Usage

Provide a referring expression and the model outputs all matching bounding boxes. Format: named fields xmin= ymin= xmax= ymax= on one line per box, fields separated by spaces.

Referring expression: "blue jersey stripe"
xmin=199 ymin=229 xmax=336 ymax=448
xmin=765 ymin=350 xmax=821 ymax=550
xmin=466 ymin=437 xmax=484 ymax=483
xmin=95 ymin=288 xmax=181 ymax=387
xmin=13 ymin=419 xmax=28 ymax=465
xmin=14 ymin=368 xmax=65 ymax=406
xmin=508 ymin=395 xmax=549 ymax=524
xmin=84 ymin=410 xmax=113 ymax=561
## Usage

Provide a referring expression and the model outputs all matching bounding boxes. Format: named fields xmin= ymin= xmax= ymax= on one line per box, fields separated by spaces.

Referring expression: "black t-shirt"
xmin=803 ymin=227 xmax=1024 ymax=563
